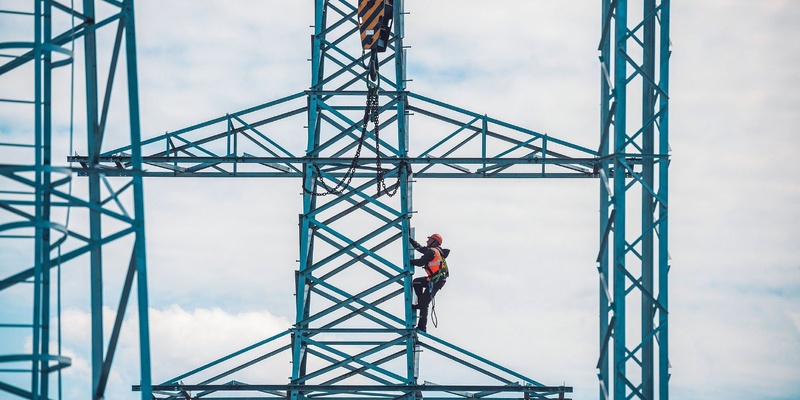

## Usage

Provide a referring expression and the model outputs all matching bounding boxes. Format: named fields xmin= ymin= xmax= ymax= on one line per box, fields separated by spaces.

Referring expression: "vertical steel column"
xmin=599 ymin=0 xmax=670 ymax=399
xmin=657 ymin=3 xmax=671 ymax=398
xmin=611 ymin=1 xmax=627 ymax=396
xmin=598 ymin=0 xmax=612 ymax=398
xmin=122 ymin=1 xmax=153 ymax=398
xmin=640 ymin=2 xmax=656 ymax=399
xmin=81 ymin=1 xmax=105 ymax=396
xmin=32 ymin=0 xmax=44 ymax=397
xmin=392 ymin=0 xmax=416 ymax=387
xmin=293 ymin=2 xmax=326 ymax=397
xmin=40 ymin=1 xmax=54 ymax=397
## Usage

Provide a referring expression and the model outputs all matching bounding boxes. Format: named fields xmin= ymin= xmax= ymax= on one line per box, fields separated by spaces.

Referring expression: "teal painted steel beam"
xmin=598 ymin=0 xmax=670 ymax=398
xmin=121 ymin=1 xmax=152 ymax=398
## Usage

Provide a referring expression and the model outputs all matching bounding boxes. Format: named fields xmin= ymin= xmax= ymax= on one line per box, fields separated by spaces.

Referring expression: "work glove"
xmin=409 ymin=237 xmax=420 ymax=249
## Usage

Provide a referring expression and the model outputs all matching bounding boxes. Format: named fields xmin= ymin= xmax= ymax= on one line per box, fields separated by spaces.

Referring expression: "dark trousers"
xmin=412 ymin=276 xmax=446 ymax=330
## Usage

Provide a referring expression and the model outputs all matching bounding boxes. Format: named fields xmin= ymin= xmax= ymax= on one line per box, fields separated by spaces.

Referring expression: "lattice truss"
xmin=596 ymin=0 xmax=670 ymax=399
xmin=116 ymin=1 xmax=593 ymax=399
xmin=0 ymin=0 xmax=670 ymax=399
xmin=0 ymin=1 xmax=150 ymax=399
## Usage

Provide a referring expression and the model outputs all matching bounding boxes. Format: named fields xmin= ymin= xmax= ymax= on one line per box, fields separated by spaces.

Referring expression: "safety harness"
xmin=424 ymin=247 xmax=449 ymax=284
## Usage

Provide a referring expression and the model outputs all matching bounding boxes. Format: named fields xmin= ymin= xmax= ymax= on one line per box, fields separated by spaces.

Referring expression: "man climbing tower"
xmin=409 ymin=233 xmax=450 ymax=332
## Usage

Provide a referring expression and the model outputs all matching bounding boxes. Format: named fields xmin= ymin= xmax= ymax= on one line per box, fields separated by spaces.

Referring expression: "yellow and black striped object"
xmin=358 ymin=0 xmax=394 ymax=52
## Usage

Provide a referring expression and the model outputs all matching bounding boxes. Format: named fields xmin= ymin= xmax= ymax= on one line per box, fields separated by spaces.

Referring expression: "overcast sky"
xmin=2 ymin=1 xmax=799 ymax=399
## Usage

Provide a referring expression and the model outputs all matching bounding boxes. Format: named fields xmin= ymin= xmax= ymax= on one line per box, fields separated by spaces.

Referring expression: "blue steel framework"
xmin=0 ymin=1 xmax=151 ymax=399
xmin=597 ymin=1 xmax=670 ymax=399
xmin=2 ymin=0 xmax=669 ymax=399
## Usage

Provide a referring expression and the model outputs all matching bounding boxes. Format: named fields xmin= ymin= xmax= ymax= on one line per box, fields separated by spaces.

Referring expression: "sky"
xmin=1 ymin=0 xmax=799 ymax=399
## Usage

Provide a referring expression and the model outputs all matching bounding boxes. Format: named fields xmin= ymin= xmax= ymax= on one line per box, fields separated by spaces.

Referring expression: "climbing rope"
xmin=430 ymin=295 xmax=438 ymax=328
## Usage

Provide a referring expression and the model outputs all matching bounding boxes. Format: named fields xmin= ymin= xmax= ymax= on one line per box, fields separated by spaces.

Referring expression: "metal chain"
xmin=302 ymin=94 xmax=371 ymax=196
xmin=304 ymin=51 xmax=402 ymax=197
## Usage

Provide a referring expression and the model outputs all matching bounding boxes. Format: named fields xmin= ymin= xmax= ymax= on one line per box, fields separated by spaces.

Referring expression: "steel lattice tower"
xmin=597 ymin=1 xmax=671 ymax=399
xmin=1 ymin=1 xmax=669 ymax=399
xmin=0 ymin=1 xmax=151 ymax=399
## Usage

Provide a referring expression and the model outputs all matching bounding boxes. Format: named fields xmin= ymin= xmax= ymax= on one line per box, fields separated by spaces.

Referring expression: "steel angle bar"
xmin=50 ymin=1 xmax=90 ymax=20
xmin=0 ymin=226 xmax=134 ymax=292
xmin=193 ymin=344 xmax=294 ymax=389
xmin=316 ymin=100 xmax=401 ymax=156
xmin=623 ymin=348 xmax=643 ymax=368
xmin=620 ymin=108 xmax=667 ymax=151
xmin=320 ymin=188 xmax=399 ymax=226
xmin=0 ymin=380 xmax=31 ymax=398
xmin=493 ymin=136 xmax=542 ymax=159
xmin=416 ymin=344 xmax=513 ymax=385
xmin=306 ymin=348 xmax=396 ymax=386
xmin=308 ymin=285 xmax=398 ymax=330
xmin=231 ymin=115 xmax=298 ymax=158
xmin=623 ymin=214 xmax=668 ymax=260
xmin=596 ymin=209 xmax=616 ymax=263
xmin=306 ymin=268 xmax=406 ymax=319
xmin=102 ymin=94 xmax=306 ymax=157
xmin=412 ymin=172 xmax=594 ymax=179
xmin=0 ymin=21 xmax=90 ymax=75
xmin=306 ymin=176 xmax=401 ymax=219
xmin=596 ymin=316 xmax=617 ymax=369
xmin=625 ymin=324 xmax=666 ymax=364
xmin=307 ymin=216 xmax=403 ymax=273
xmin=6 ymin=174 xmax=133 ymax=224
xmin=301 ymin=336 xmax=407 ymax=383
xmin=408 ymin=106 xmax=588 ymax=169
xmin=319 ymin=49 xmax=370 ymax=88
xmin=619 ymin=4 xmax=666 ymax=49
xmin=616 ymin=373 xmax=645 ymax=400
xmin=301 ymin=339 xmax=406 ymax=384
xmin=415 ymin=131 xmax=480 ymax=175
xmin=162 ymin=330 xmax=292 ymax=385
xmin=313 ymin=114 xmax=371 ymax=157
xmin=314 ymin=232 xmax=400 ymax=281
xmin=597 ymin=0 xmax=619 ymax=50
xmin=616 ymin=159 xmax=665 ymax=205
xmin=100 ymin=174 xmax=130 ymax=217
xmin=95 ymin=20 xmax=125 ymax=155
xmin=418 ymin=115 xmax=481 ymax=157
xmin=299 ymin=274 xmax=405 ymax=327
xmin=306 ymin=176 xmax=402 ymax=221
xmin=419 ymin=332 xmax=543 ymax=386
xmin=409 ymin=93 xmax=595 ymax=155
xmin=319 ymin=350 xmax=406 ymax=386
xmin=322 ymin=51 xmax=398 ymax=91
xmin=613 ymin=263 xmax=666 ymax=315
xmin=475 ymin=152 xmax=538 ymax=176
xmin=319 ymin=288 xmax=404 ymax=330
xmin=325 ymin=3 xmax=359 ymax=33
xmin=242 ymin=153 xmax=297 ymax=174
xmin=166 ymin=132 xmax=225 ymax=158
xmin=138 ymin=384 xmax=573 ymax=394
xmin=95 ymin=250 xmax=137 ymax=398
xmin=598 ymin=101 xmax=617 ymax=155
xmin=326 ymin=21 xmax=359 ymax=49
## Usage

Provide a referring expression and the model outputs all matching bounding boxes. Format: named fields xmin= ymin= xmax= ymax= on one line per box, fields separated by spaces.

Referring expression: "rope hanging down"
xmin=304 ymin=51 xmax=402 ymax=197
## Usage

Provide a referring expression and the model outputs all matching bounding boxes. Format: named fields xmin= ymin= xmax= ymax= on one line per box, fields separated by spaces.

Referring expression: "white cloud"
xmin=55 ymin=305 xmax=291 ymax=398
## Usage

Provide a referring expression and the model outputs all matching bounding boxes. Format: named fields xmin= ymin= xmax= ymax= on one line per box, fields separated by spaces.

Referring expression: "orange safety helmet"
xmin=427 ymin=233 xmax=443 ymax=246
